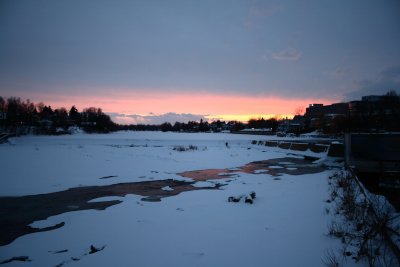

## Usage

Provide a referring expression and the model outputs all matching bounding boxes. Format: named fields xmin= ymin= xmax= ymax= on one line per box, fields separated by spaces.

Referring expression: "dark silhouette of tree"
xmin=81 ymin=107 xmax=116 ymax=133
xmin=160 ymin=122 xmax=173 ymax=132
xmin=6 ymin=97 xmax=22 ymax=127
xmin=69 ymin=106 xmax=81 ymax=125
xmin=53 ymin=108 xmax=69 ymax=128
xmin=199 ymin=119 xmax=209 ymax=132
xmin=386 ymin=90 xmax=398 ymax=97
xmin=0 ymin=96 xmax=5 ymax=112
xmin=247 ymin=118 xmax=279 ymax=131
xmin=294 ymin=106 xmax=305 ymax=116
xmin=0 ymin=96 xmax=120 ymax=134
xmin=0 ymin=96 xmax=5 ymax=127
xmin=21 ymin=99 xmax=37 ymax=126
xmin=230 ymin=121 xmax=245 ymax=132
xmin=36 ymin=103 xmax=54 ymax=121
xmin=172 ymin=122 xmax=183 ymax=132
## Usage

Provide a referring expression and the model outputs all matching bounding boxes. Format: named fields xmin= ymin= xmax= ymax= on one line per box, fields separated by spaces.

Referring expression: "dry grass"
xmin=322 ymin=249 xmax=340 ymax=267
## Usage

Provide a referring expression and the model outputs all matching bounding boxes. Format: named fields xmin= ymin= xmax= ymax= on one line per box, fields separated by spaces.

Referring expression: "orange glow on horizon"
xmin=205 ymin=114 xmax=295 ymax=122
xmin=10 ymin=90 xmax=336 ymax=123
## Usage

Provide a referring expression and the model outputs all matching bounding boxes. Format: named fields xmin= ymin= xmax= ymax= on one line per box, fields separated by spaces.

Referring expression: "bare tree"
xmin=294 ymin=106 xmax=305 ymax=116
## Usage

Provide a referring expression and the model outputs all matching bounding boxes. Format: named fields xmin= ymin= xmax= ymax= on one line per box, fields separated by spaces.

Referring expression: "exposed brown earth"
xmin=0 ymin=156 xmax=325 ymax=247
xmin=178 ymin=156 xmax=325 ymax=181
xmin=0 ymin=179 xmax=218 ymax=246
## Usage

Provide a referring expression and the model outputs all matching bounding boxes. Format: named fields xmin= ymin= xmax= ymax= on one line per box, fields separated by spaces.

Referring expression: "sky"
xmin=1 ymin=0 xmax=399 ymax=124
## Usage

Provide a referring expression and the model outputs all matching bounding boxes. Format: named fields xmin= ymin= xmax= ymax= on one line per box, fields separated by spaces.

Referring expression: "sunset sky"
xmin=1 ymin=0 xmax=399 ymax=124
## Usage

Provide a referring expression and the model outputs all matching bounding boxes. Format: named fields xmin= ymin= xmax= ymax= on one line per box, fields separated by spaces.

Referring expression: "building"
xmin=349 ymin=94 xmax=400 ymax=131
xmin=305 ymin=102 xmax=349 ymax=130
xmin=361 ymin=95 xmax=385 ymax=102
xmin=276 ymin=115 xmax=305 ymax=134
xmin=304 ymin=93 xmax=400 ymax=133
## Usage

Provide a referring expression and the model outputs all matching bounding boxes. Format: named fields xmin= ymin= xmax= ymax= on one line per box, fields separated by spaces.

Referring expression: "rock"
xmin=0 ymin=256 xmax=31 ymax=264
xmin=228 ymin=196 xmax=241 ymax=202
xmin=90 ymin=245 xmax=99 ymax=254
xmin=229 ymin=192 xmax=256 ymax=204
xmin=89 ymin=245 xmax=105 ymax=254
xmin=245 ymin=196 xmax=253 ymax=204
xmin=53 ymin=249 xmax=68 ymax=254
xmin=141 ymin=196 xmax=161 ymax=202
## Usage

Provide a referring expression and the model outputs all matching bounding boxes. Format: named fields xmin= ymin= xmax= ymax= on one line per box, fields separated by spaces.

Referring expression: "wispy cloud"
xmin=272 ymin=48 xmax=302 ymax=61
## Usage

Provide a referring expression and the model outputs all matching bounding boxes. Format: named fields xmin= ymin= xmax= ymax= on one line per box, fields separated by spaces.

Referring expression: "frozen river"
xmin=0 ymin=131 xmax=361 ymax=267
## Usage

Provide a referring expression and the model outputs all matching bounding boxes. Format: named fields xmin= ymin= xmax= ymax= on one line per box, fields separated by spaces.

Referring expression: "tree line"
xmin=0 ymin=96 xmax=252 ymax=135
xmin=120 ymin=119 xmax=247 ymax=133
xmin=0 ymin=96 xmax=117 ymax=134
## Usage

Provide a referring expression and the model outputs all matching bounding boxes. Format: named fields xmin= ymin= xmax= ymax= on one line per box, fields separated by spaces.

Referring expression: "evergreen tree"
xmin=69 ymin=105 xmax=81 ymax=125
xmin=160 ymin=122 xmax=172 ymax=132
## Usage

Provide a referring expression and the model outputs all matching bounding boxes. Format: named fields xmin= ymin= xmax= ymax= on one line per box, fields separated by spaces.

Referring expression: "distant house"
xmin=277 ymin=115 xmax=305 ymax=134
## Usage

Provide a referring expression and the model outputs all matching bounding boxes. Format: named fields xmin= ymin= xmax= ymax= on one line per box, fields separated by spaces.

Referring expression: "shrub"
xmin=173 ymin=145 xmax=198 ymax=152
xmin=326 ymin=170 xmax=400 ymax=266
xmin=322 ymin=250 xmax=340 ymax=267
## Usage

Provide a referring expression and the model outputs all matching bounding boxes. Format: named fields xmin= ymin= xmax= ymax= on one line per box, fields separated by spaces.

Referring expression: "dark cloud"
xmin=323 ymin=68 xmax=349 ymax=78
xmin=381 ymin=65 xmax=400 ymax=80
xmin=0 ymin=1 xmax=399 ymax=102
xmin=346 ymin=65 xmax=400 ymax=100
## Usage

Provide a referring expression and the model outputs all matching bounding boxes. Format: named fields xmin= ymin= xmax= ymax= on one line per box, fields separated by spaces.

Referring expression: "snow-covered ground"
xmin=0 ymin=131 xmax=362 ymax=266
